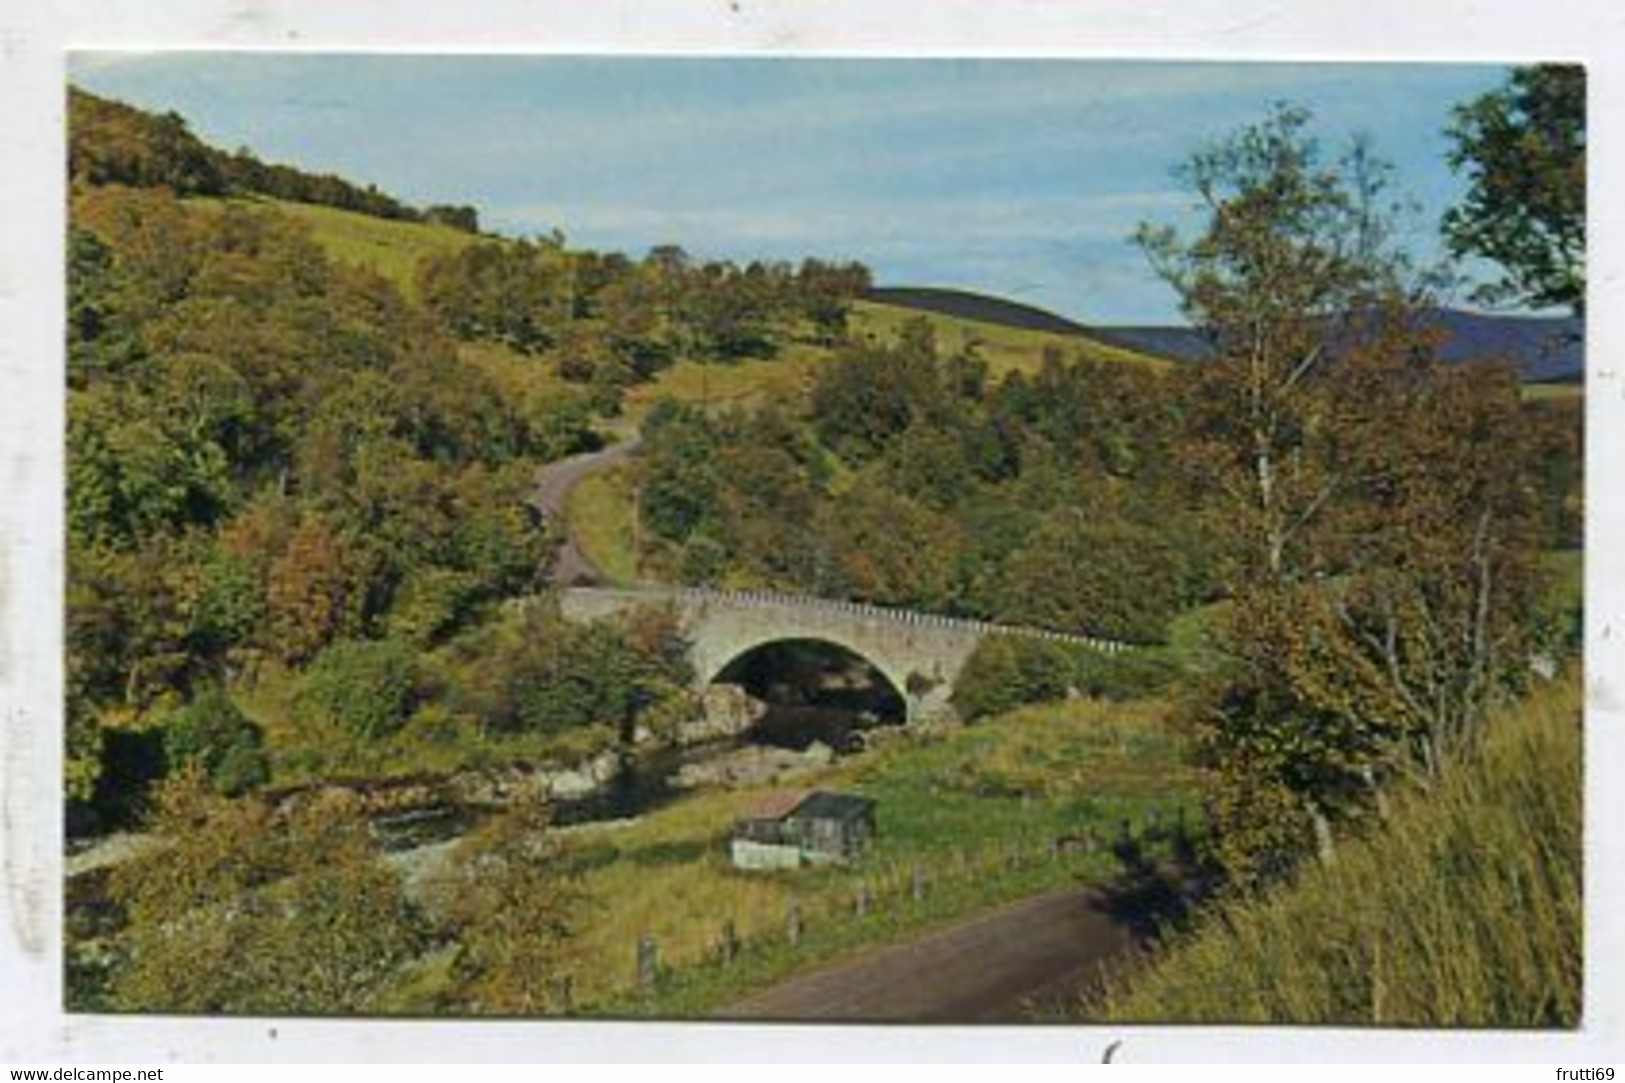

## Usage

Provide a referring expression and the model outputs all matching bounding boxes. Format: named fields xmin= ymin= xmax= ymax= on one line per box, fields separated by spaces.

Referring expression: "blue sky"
xmin=69 ymin=54 xmax=1512 ymax=324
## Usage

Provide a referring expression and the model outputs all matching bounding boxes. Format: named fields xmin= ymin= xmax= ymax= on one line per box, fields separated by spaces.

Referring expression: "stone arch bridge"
xmin=559 ymin=586 xmax=1127 ymax=723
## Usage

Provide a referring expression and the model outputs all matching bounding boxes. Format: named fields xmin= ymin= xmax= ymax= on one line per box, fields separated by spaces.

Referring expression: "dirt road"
xmin=531 ymin=435 xmax=640 ymax=585
xmin=719 ymin=885 xmax=1136 ymax=1023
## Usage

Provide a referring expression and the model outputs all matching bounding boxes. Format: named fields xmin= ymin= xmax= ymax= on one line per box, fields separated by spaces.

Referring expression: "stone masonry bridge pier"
xmin=559 ymin=586 xmax=1127 ymax=723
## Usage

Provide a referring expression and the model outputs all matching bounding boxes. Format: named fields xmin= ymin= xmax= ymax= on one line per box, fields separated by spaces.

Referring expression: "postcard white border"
xmin=3 ymin=0 xmax=1622 ymax=1064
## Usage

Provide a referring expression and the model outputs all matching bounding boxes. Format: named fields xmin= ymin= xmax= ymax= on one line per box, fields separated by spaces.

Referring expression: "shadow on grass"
xmin=1091 ymin=833 xmax=1217 ymax=942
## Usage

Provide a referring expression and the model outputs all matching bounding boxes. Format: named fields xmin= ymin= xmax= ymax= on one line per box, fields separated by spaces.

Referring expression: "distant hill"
xmin=1420 ymin=309 xmax=1583 ymax=383
xmin=867 ymin=285 xmax=1582 ymax=384
xmin=863 ymin=287 xmax=1096 ymax=338
xmin=1093 ymin=310 xmax=1583 ymax=383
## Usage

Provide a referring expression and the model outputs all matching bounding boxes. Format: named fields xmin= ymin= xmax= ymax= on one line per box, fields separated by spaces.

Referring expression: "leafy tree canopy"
xmin=1444 ymin=65 xmax=1586 ymax=316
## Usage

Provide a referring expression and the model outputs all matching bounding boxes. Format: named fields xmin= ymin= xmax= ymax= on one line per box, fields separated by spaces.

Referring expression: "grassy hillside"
xmin=1523 ymin=381 xmax=1585 ymax=402
xmin=852 ymin=299 xmax=1171 ymax=377
xmin=622 ymin=340 xmax=837 ymax=424
xmin=1094 ymin=671 xmax=1582 ymax=1027
xmin=212 ymin=196 xmax=482 ymax=293
xmin=219 ymin=196 xmax=1166 ymax=381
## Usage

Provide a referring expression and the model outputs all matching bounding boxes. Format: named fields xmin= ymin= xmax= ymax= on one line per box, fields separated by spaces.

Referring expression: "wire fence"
xmin=564 ymin=804 xmax=1195 ymax=1011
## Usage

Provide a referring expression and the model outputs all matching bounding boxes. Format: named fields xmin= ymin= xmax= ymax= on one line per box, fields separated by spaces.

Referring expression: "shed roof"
xmin=742 ymin=790 xmax=810 ymax=822
xmin=789 ymin=790 xmax=875 ymax=823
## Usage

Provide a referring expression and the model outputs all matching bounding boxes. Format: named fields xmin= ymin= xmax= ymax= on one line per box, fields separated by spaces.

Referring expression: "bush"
xmin=1070 ymin=648 xmax=1181 ymax=702
xmin=162 ymin=687 xmax=270 ymax=795
xmin=442 ymin=804 xmax=583 ymax=1013
xmin=952 ymin=638 xmax=1183 ymax=721
xmin=951 ymin=637 xmax=1075 ymax=721
xmin=300 ymin=638 xmax=420 ymax=740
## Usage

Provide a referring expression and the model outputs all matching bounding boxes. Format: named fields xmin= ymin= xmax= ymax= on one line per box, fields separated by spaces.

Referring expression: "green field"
xmin=528 ymin=694 xmax=1196 ymax=1013
xmin=622 ymin=341 xmax=837 ymax=424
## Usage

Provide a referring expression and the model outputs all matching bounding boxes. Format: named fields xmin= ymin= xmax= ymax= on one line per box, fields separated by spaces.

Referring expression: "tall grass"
xmin=1096 ymin=674 xmax=1582 ymax=1027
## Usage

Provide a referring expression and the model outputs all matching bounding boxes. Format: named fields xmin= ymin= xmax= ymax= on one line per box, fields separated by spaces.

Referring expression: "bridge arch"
xmin=709 ymin=636 xmax=908 ymax=711
xmin=692 ymin=620 xmax=953 ymax=724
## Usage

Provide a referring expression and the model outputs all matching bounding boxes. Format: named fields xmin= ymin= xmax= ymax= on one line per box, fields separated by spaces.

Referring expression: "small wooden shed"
xmin=731 ymin=789 xmax=876 ymax=869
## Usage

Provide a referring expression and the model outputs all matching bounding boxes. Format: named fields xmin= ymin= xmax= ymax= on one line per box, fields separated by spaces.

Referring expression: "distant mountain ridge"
xmin=1094 ymin=311 xmax=1584 ymax=383
xmin=864 ymin=287 xmax=1096 ymax=338
xmin=868 ymin=285 xmax=1583 ymax=383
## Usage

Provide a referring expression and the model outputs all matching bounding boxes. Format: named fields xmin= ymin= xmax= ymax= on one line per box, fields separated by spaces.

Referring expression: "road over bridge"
xmin=560 ymin=585 xmax=1126 ymax=723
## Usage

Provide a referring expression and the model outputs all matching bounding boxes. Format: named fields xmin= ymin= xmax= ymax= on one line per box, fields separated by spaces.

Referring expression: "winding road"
xmin=719 ymin=885 xmax=1135 ymax=1023
xmin=531 ymin=434 xmax=641 ymax=585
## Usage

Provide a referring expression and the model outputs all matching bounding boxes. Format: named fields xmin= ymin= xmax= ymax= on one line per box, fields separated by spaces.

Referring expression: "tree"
xmin=814 ymin=480 xmax=962 ymax=611
xmin=637 ymin=401 xmax=722 ymax=545
xmin=1135 ymin=102 xmax=1414 ymax=587
xmin=264 ymin=513 xmax=353 ymax=664
xmin=810 ymin=320 xmax=945 ymax=463
xmin=1136 ymin=106 xmax=1547 ymax=880
xmin=1444 ymin=65 xmax=1586 ymax=316
xmin=416 ymin=240 xmax=572 ymax=353
xmin=989 ymin=508 xmax=1190 ymax=643
xmin=110 ymin=772 xmax=426 ymax=1013
xmin=950 ymin=637 xmax=1075 ymax=721
xmin=441 ymin=804 xmax=582 ymax=1013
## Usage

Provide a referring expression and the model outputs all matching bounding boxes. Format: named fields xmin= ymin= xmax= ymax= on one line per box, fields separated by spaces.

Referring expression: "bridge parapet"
xmin=561 ymin=585 xmax=1129 ymax=655
xmin=558 ymin=585 xmax=1133 ymax=723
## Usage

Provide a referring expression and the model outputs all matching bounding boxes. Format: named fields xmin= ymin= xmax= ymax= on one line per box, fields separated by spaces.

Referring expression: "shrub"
xmin=162 ymin=687 xmax=269 ymax=795
xmin=953 ymin=638 xmax=1182 ymax=721
xmin=1069 ymin=648 xmax=1181 ymax=702
xmin=441 ymin=804 xmax=583 ymax=1013
xmin=300 ymin=638 xmax=420 ymax=740
xmin=951 ymin=637 xmax=1075 ymax=721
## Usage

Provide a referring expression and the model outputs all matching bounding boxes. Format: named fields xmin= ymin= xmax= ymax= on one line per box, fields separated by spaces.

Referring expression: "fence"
xmin=563 ymin=802 xmax=1194 ymax=1011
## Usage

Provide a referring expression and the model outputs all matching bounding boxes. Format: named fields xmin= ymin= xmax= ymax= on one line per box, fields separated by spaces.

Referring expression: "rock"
xmin=548 ymin=767 xmax=600 ymax=801
xmin=682 ymin=683 xmax=768 ymax=744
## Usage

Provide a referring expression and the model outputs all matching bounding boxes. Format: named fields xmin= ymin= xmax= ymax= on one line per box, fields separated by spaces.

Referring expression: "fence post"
xmin=855 ymin=881 xmax=870 ymax=918
xmin=636 ymin=933 xmax=658 ymax=990
xmin=719 ymin=919 xmax=739 ymax=964
xmin=787 ymin=896 xmax=802 ymax=945
xmin=554 ymin=972 xmax=573 ymax=1013
xmin=911 ymin=863 xmax=924 ymax=903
